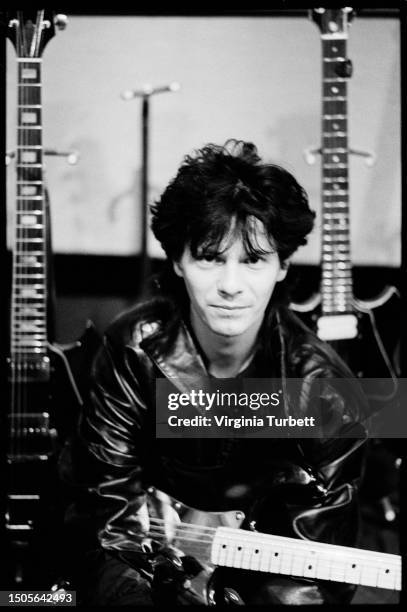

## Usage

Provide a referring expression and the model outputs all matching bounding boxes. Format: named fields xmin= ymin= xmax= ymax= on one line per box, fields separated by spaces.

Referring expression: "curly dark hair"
xmin=151 ymin=139 xmax=315 ymax=264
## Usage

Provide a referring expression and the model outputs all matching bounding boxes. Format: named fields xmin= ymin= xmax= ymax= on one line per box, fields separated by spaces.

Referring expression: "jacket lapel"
xmin=142 ymin=319 xmax=210 ymax=395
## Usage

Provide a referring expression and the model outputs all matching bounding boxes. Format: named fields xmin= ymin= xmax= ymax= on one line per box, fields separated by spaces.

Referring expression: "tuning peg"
xmin=5 ymin=150 xmax=15 ymax=166
xmin=303 ymin=145 xmax=321 ymax=165
xmin=5 ymin=148 xmax=80 ymax=166
xmin=336 ymin=59 xmax=353 ymax=78
xmin=43 ymin=148 xmax=80 ymax=164
xmin=54 ymin=14 xmax=68 ymax=30
xmin=349 ymin=148 xmax=376 ymax=167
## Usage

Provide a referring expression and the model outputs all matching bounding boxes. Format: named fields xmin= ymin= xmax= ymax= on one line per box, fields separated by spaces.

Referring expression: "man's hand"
xmin=151 ymin=546 xmax=206 ymax=605
xmin=137 ymin=489 xmax=181 ymax=549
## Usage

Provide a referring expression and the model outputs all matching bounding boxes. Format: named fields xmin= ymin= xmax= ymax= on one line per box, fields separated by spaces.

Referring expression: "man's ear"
xmin=173 ymin=259 xmax=184 ymax=278
xmin=277 ymin=259 xmax=290 ymax=282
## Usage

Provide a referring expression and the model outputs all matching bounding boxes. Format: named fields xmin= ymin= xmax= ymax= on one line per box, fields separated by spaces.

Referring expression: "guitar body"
xmin=6 ymin=324 xmax=100 ymax=589
xmin=293 ymin=287 xmax=400 ymax=386
xmin=144 ymin=487 xmax=401 ymax=604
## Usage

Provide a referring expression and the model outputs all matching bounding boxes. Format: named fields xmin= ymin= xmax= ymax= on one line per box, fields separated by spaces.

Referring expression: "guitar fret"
xmin=323 ymin=190 xmax=348 ymax=196
xmin=13 ymin=325 xmax=46 ymax=332
xmin=321 ymin=286 xmax=352 ymax=293
xmin=323 ymin=96 xmax=346 ymax=101
xmin=17 ymin=126 xmax=42 ymax=130
xmin=323 ymin=57 xmax=346 ymax=61
xmin=323 ymin=114 xmax=346 ymax=119
xmin=16 ymin=251 xmax=44 ymax=256
xmin=13 ymin=319 xmax=46 ymax=325
xmin=323 ymin=203 xmax=348 ymax=208
xmin=322 ymin=307 xmax=353 ymax=313
xmin=11 ymin=349 xmax=48 ymax=356
xmin=322 ymin=274 xmax=353 ymax=280
xmin=321 ymin=34 xmax=347 ymax=41
xmin=323 ymin=163 xmax=347 ymax=169
xmin=17 ymin=164 xmax=42 ymax=168
xmin=322 ymin=277 xmax=353 ymax=283
xmin=17 ymin=58 xmax=42 ymax=63
xmin=14 ymin=273 xmax=46 ymax=278
xmin=323 ymin=132 xmax=346 ymax=137
xmin=322 ymin=260 xmax=351 ymax=269
xmin=323 ymin=176 xmax=347 ymax=183
xmin=322 ymin=148 xmax=347 ymax=153
xmin=12 ymin=338 xmax=47 ymax=344
xmin=324 ymin=78 xmax=346 ymax=82
xmin=323 ymin=213 xmax=348 ymax=219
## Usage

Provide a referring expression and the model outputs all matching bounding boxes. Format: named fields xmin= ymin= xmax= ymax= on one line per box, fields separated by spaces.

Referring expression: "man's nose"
xmin=216 ymin=262 xmax=243 ymax=296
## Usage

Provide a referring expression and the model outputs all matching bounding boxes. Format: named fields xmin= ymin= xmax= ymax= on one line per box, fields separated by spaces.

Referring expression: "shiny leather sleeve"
xmin=60 ymin=330 xmax=154 ymax=568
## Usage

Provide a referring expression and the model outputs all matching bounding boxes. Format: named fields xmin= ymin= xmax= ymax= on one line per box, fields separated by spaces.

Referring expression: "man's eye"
xmin=196 ymin=254 xmax=221 ymax=263
xmin=244 ymin=256 xmax=263 ymax=265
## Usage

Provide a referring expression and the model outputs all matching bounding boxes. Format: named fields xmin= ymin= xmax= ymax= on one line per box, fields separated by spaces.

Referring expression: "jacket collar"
xmin=140 ymin=308 xmax=286 ymax=396
xmin=141 ymin=318 xmax=210 ymax=395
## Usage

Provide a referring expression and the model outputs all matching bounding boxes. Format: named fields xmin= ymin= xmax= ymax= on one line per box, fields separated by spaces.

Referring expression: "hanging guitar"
xmin=5 ymin=11 xmax=100 ymax=588
xmin=144 ymin=488 xmax=401 ymax=604
xmin=290 ymin=8 xmax=400 ymax=410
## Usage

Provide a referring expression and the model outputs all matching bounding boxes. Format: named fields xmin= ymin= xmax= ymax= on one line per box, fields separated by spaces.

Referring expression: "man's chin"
xmin=210 ymin=323 xmax=248 ymax=338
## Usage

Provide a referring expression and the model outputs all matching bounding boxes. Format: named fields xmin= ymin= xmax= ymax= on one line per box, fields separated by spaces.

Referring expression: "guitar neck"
xmin=11 ymin=56 xmax=49 ymax=376
xmin=212 ymin=527 xmax=401 ymax=591
xmin=320 ymin=27 xmax=354 ymax=317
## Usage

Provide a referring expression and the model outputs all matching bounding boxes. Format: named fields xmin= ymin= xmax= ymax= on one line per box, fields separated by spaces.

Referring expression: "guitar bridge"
xmin=8 ymin=413 xmax=56 ymax=458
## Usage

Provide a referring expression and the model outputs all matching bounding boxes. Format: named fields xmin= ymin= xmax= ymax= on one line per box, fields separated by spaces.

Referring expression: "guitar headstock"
xmin=311 ymin=8 xmax=355 ymax=38
xmin=6 ymin=11 xmax=67 ymax=58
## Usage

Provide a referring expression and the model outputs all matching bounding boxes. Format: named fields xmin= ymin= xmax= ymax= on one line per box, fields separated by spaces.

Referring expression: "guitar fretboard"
xmin=321 ymin=36 xmax=353 ymax=316
xmin=212 ymin=527 xmax=401 ymax=591
xmin=11 ymin=57 xmax=48 ymax=370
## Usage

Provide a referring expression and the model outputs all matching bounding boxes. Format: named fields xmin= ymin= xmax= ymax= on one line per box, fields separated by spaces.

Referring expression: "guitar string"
xmin=146 ymin=520 xmax=401 ymax=571
xmin=10 ymin=18 xmax=19 ymax=458
xmin=21 ymin=16 xmax=29 ymax=458
xmin=16 ymin=14 xmax=24 ymax=458
xmin=148 ymin=517 xmax=217 ymax=534
xmin=145 ymin=528 xmax=401 ymax=580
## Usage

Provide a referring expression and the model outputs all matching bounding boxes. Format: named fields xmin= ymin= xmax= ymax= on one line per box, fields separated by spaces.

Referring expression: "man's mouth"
xmin=210 ymin=305 xmax=249 ymax=311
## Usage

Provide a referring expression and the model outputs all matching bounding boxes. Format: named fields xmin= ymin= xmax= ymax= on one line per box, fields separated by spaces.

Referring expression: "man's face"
xmin=173 ymin=218 xmax=287 ymax=340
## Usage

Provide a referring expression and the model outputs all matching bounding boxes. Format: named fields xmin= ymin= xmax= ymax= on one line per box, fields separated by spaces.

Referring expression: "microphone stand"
xmin=121 ymin=82 xmax=180 ymax=296
xmin=141 ymin=95 xmax=149 ymax=294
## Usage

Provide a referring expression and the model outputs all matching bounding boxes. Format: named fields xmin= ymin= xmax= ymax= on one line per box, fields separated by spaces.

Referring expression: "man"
xmin=60 ymin=140 xmax=367 ymax=605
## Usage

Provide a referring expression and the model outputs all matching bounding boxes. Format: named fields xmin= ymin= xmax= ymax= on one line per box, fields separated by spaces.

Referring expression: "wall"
xmin=6 ymin=14 xmax=401 ymax=265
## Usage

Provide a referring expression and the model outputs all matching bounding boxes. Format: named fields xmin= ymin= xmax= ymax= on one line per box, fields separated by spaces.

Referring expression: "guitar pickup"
xmin=317 ymin=314 xmax=358 ymax=340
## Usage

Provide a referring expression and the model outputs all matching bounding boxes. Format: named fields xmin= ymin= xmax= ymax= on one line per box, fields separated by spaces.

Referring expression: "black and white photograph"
xmin=1 ymin=6 xmax=403 ymax=607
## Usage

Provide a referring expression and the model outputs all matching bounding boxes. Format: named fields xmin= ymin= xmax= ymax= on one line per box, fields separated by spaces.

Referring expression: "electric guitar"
xmin=145 ymin=488 xmax=401 ymax=604
xmin=291 ymin=8 xmax=400 ymax=406
xmin=5 ymin=11 xmax=100 ymax=588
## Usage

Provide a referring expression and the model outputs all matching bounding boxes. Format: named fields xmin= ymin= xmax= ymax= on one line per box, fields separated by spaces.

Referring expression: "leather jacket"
xmin=59 ymin=298 xmax=368 ymax=605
